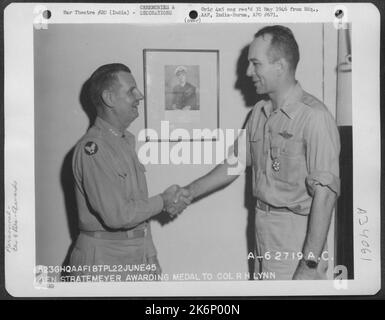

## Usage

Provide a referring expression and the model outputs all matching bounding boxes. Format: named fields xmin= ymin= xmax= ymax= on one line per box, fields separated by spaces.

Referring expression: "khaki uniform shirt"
xmin=72 ymin=117 xmax=163 ymax=257
xmin=246 ymin=83 xmax=340 ymax=215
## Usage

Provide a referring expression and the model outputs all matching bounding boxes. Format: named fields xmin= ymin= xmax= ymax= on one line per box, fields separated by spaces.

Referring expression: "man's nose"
xmin=137 ymin=90 xmax=144 ymax=100
xmin=246 ymin=63 xmax=254 ymax=77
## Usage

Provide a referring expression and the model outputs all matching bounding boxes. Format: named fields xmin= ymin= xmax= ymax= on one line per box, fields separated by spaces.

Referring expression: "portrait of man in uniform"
xmin=165 ymin=65 xmax=200 ymax=110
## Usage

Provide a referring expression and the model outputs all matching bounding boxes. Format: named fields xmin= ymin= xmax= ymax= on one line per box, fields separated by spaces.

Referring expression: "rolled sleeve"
xmin=73 ymin=140 xmax=164 ymax=230
xmin=304 ymin=109 xmax=341 ymax=196
xmin=306 ymin=171 xmax=340 ymax=196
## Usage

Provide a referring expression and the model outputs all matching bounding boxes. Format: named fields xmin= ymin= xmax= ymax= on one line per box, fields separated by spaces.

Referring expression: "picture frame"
xmin=143 ymin=49 xmax=220 ymax=141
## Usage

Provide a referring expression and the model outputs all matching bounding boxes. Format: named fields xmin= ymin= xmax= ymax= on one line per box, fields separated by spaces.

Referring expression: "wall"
xmin=34 ymin=23 xmax=337 ymax=277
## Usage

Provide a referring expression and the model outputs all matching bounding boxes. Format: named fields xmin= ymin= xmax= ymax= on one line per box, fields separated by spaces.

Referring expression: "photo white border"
xmin=4 ymin=2 xmax=381 ymax=297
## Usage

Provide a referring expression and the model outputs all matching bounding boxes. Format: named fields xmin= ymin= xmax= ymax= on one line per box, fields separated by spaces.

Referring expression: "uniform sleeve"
xmin=304 ymin=108 xmax=341 ymax=196
xmin=73 ymin=140 xmax=164 ymax=230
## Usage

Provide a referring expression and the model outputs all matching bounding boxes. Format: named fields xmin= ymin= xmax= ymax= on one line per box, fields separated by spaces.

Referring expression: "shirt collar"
xmin=261 ymin=100 xmax=273 ymax=118
xmin=95 ymin=117 xmax=126 ymax=138
xmin=261 ymin=82 xmax=304 ymax=120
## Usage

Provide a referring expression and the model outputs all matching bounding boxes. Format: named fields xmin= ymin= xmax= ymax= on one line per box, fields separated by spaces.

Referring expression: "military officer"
xmin=69 ymin=63 xmax=189 ymax=281
xmin=175 ymin=26 xmax=340 ymax=280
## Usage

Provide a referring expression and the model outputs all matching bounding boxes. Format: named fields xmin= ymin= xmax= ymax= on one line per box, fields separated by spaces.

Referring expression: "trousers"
xmin=69 ymin=233 xmax=159 ymax=281
xmin=254 ymin=207 xmax=328 ymax=280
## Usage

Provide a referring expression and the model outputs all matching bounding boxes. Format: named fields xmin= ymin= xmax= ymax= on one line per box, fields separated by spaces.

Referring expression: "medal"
xmin=272 ymin=158 xmax=280 ymax=172
xmin=270 ymin=144 xmax=280 ymax=172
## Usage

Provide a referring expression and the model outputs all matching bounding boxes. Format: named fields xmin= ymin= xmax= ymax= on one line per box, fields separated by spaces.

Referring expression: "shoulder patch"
xmin=84 ymin=141 xmax=98 ymax=155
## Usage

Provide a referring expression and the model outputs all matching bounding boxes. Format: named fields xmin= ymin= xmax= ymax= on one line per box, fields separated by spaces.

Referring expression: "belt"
xmin=81 ymin=229 xmax=146 ymax=240
xmin=256 ymin=199 xmax=290 ymax=213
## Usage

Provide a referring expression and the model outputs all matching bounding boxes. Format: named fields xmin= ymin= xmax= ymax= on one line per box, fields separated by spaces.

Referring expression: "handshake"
xmin=160 ymin=185 xmax=194 ymax=217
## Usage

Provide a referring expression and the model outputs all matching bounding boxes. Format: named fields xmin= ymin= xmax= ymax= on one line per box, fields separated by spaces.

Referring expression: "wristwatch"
xmin=302 ymin=258 xmax=319 ymax=269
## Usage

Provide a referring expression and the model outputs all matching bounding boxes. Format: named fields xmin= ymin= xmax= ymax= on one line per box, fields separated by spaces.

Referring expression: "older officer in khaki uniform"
xmin=70 ymin=63 xmax=188 ymax=281
xmin=177 ymin=25 xmax=340 ymax=280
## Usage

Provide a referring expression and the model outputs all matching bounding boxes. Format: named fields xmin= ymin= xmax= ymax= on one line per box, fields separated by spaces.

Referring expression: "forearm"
xmin=124 ymin=195 xmax=165 ymax=227
xmin=93 ymin=195 xmax=164 ymax=230
xmin=302 ymin=186 xmax=337 ymax=259
xmin=186 ymin=161 xmax=240 ymax=200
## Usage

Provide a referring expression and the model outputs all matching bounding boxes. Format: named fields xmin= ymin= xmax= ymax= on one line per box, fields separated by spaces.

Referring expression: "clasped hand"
xmin=161 ymin=185 xmax=193 ymax=217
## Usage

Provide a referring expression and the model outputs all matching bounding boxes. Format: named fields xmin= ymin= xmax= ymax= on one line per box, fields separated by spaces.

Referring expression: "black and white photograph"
xmin=144 ymin=49 xmax=218 ymax=138
xmin=3 ymin=3 xmax=381 ymax=297
xmin=165 ymin=65 xmax=200 ymax=111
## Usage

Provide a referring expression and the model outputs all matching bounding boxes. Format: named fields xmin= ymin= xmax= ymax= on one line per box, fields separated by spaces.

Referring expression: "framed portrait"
xmin=143 ymin=49 xmax=219 ymax=141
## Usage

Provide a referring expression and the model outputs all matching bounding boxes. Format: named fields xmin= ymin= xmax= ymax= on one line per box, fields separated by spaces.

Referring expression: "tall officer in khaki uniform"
xmin=175 ymin=26 xmax=340 ymax=280
xmin=70 ymin=63 xmax=189 ymax=281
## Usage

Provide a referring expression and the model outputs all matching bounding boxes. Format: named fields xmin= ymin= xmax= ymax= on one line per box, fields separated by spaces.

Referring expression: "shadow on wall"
xmin=79 ymin=78 xmax=97 ymax=128
xmin=60 ymin=77 xmax=95 ymax=275
xmin=60 ymin=146 xmax=77 ymax=272
xmin=235 ymin=45 xmax=260 ymax=107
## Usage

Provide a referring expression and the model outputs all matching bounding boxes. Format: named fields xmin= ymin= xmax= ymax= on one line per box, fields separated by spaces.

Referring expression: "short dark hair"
xmin=254 ymin=25 xmax=300 ymax=71
xmin=88 ymin=63 xmax=131 ymax=109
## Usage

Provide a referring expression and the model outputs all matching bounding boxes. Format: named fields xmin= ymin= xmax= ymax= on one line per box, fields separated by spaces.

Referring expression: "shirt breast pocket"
xmin=111 ymin=157 xmax=129 ymax=190
xmin=115 ymin=168 xmax=129 ymax=190
xmin=271 ymin=136 xmax=305 ymax=185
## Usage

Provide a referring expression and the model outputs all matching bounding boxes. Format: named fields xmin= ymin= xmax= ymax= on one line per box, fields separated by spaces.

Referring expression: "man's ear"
xmin=101 ymin=89 xmax=114 ymax=108
xmin=275 ymin=58 xmax=287 ymax=76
